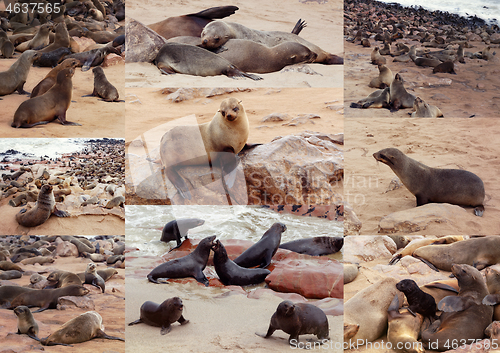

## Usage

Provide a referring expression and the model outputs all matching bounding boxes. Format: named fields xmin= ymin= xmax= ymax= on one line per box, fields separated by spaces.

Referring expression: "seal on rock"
xmin=387 ymin=295 xmax=425 ymax=353
xmin=128 ymin=297 xmax=189 ymax=334
xmin=396 ymin=279 xmax=437 ymax=321
xmin=14 ymin=305 xmax=39 ymax=341
xmin=373 ymin=148 xmax=485 ymax=216
xmin=0 ymin=50 xmax=41 ymax=96
xmin=279 ymin=236 xmax=343 ymax=256
xmin=160 ymin=218 xmax=205 ymax=248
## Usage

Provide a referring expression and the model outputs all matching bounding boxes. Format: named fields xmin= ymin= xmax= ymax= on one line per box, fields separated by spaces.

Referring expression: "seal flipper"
xmin=128 ymin=318 xmax=143 ymax=326
xmin=52 ymin=206 xmax=70 ymax=217
xmin=187 ymin=6 xmax=238 ymax=19
xmin=56 ymin=112 xmax=81 ymax=126
xmin=423 ymin=282 xmax=458 ymax=293
xmin=160 ymin=324 xmax=172 ymax=335
xmin=482 ymin=294 xmax=500 ymax=306
xmin=27 ymin=328 xmax=40 ymax=342
xmin=94 ymin=329 xmax=125 ymax=341
xmin=165 ymin=166 xmax=192 ymax=199
xmin=291 ymin=19 xmax=307 ymax=35
xmin=388 ymin=254 xmax=402 ymax=265
xmin=177 ymin=315 xmax=189 ymax=325
xmin=193 ymin=271 xmax=209 ymax=287
xmin=438 ymin=295 xmax=475 ymax=312
xmin=474 ymin=205 xmax=484 ymax=217
xmin=413 ymin=255 xmax=439 ymax=272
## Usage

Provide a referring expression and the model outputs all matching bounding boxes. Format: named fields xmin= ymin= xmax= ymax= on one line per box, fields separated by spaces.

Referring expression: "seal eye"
xmin=221 ymin=110 xmax=226 ymax=117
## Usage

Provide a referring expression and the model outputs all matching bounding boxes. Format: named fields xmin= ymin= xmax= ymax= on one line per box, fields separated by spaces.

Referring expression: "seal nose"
xmin=203 ymin=39 xmax=207 ymax=45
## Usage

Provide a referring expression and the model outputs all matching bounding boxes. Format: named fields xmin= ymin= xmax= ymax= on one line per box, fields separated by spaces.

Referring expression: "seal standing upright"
xmin=128 ymin=297 xmax=189 ymax=334
xmin=0 ymin=50 xmax=41 ymax=96
xmin=31 ymin=58 xmax=79 ymax=98
xmin=14 ymin=305 xmax=39 ymax=341
xmin=373 ymin=148 xmax=485 ymax=216
xmin=84 ymin=67 xmax=122 ymax=102
xmin=84 ymin=263 xmax=105 ymax=293
xmin=390 ymin=74 xmax=416 ymax=110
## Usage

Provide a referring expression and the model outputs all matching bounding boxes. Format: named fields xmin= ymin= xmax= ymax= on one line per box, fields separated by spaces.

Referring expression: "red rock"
xmin=102 ymin=53 xmax=124 ymax=67
xmin=54 ymin=241 xmax=79 ymax=257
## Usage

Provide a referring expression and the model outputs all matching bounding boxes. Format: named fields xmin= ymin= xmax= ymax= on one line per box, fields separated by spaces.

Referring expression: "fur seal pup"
xmin=373 ymin=148 xmax=485 ymax=216
xmin=279 ymin=236 xmax=343 ymax=256
xmin=128 ymin=297 xmax=189 ymax=334
xmin=371 ymin=47 xmax=386 ymax=65
xmin=233 ymin=222 xmax=286 ymax=268
xmin=216 ymin=39 xmax=317 ymax=73
xmin=160 ymin=97 xmax=249 ymax=199
xmin=147 ymin=235 xmax=216 ymax=286
xmin=31 ymin=58 xmax=79 ymax=98
xmin=0 ymin=50 xmax=41 ymax=96
xmin=14 ymin=305 xmax=39 ymax=341
xmin=433 ymin=61 xmax=456 ymax=74
xmin=421 ymin=264 xmax=493 ymax=351
xmin=41 ymin=311 xmax=124 ymax=345
xmin=410 ymin=97 xmax=443 ymax=118
xmin=15 ymin=184 xmax=70 ymax=227
xmin=148 ymin=6 xmax=239 ymax=39
xmin=350 ymin=87 xmax=390 ymax=109
xmin=33 ymin=47 xmax=72 ymax=68
xmin=386 ymin=295 xmax=425 ymax=353
xmin=396 ymin=279 xmax=437 ymax=321
xmin=368 ymin=64 xmax=393 ymax=88
xmin=46 ymin=270 xmax=83 ymax=288
xmin=10 ymin=285 xmax=89 ymax=312
xmin=160 ymin=218 xmax=205 ymax=248
xmin=257 ymin=300 xmax=329 ymax=344
xmin=154 ymin=42 xmax=262 ymax=80
xmin=12 ymin=68 xmax=81 ymax=128
xmin=212 ymin=240 xmax=270 ymax=286
xmin=0 ymin=270 xmax=23 ymax=280
xmin=83 ymin=67 xmax=122 ymax=102
xmin=84 ymin=263 xmax=105 ymax=293
xmin=390 ymin=74 xmax=416 ymax=110
xmin=201 ymin=20 xmax=343 ymax=65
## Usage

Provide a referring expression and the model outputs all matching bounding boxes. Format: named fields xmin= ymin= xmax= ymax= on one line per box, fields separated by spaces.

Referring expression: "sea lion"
xmin=0 ymin=50 xmax=41 ymax=96
xmin=20 ymin=256 xmax=54 ymax=265
xmin=10 ymin=285 xmax=89 ymax=312
xmin=160 ymin=97 xmax=249 ymax=199
xmin=0 ymin=286 xmax=34 ymax=308
xmin=390 ymin=73 xmax=416 ymax=110
xmin=421 ymin=264 xmax=493 ymax=351
xmin=77 ymin=268 xmax=118 ymax=283
xmin=12 ymin=68 xmax=81 ymax=128
xmin=389 ymin=236 xmax=464 ymax=265
xmin=84 ymin=263 xmax=105 ymax=293
xmin=411 ymin=56 xmax=441 ymax=67
xmin=371 ymin=47 xmax=386 ymax=65
xmin=2 ymin=39 xmax=15 ymax=58
xmin=160 ymin=218 xmax=205 ymax=248
xmin=0 ymin=261 xmax=23 ymax=272
xmin=373 ymin=148 xmax=485 ymax=216
xmin=350 ymin=87 xmax=390 ymax=109
xmin=147 ymin=235 xmax=216 ymax=286
xmin=201 ymin=20 xmax=343 ymax=65
xmin=257 ymin=301 xmax=329 ymax=344
xmin=278 ymin=236 xmax=343 ymax=256
xmin=0 ymin=270 xmax=23 ymax=280
xmin=368 ymin=64 xmax=393 ymax=88
xmin=386 ymin=295 xmax=425 ymax=353
xmin=15 ymin=185 xmax=70 ymax=227
xmin=216 ymin=39 xmax=317 ymax=73
xmin=66 ymin=46 xmax=119 ymax=72
xmin=396 ymin=279 xmax=437 ymax=321
xmin=31 ymin=58 xmax=79 ymax=98
xmin=45 ymin=270 xmax=83 ymax=288
xmin=148 ymin=6 xmax=239 ymax=39
xmin=410 ymin=97 xmax=443 ymax=118
xmin=41 ymin=311 xmax=124 ymax=345
xmin=104 ymin=196 xmax=125 ymax=208
xmin=233 ymin=222 xmax=286 ymax=268
xmin=154 ymin=42 xmax=262 ymax=80
xmin=14 ymin=305 xmax=39 ymax=341
xmin=212 ymin=240 xmax=270 ymax=286
xmin=38 ymin=22 xmax=70 ymax=53
xmin=33 ymin=47 xmax=72 ymax=67
xmin=483 ymin=267 xmax=500 ymax=321
xmin=433 ymin=61 xmax=456 ymax=74
xmin=413 ymin=236 xmax=500 ymax=272
xmin=128 ymin=297 xmax=189 ymax=334
xmin=24 ymin=23 xmax=52 ymax=51
xmin=83 ymin=67 xmax=122 ymax=102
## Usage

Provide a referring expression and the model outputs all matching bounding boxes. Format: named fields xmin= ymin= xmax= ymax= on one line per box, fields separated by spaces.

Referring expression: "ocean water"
xmin=126 ymin=205 xmax=343 ymax=257
xmin=0 ymin=138 xmax=87 ymax=160
xmin=376 ymin=0 xmax=500 ymax=25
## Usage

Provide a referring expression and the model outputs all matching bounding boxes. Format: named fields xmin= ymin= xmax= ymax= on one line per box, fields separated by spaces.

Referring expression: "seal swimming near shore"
xmin=233 ymin=222 xmax=286 ymax=269
xmin=257 ymin=301 xmax=329 ymax=344
xmin=373 ymin=148 xmax=485 ymax=216
xmin=15 ymin=184 xmax=71 ymax=227
xmin=14 ymin=305 xmax=39 ymax=341
xmin=410 ymin=97 xmax=443 ymax=118
xmin=279 ymin=236 xmax=343 ymax=256
xmin=389 ymin=74 xmax=416 ymax=110
xmin=41 ymin=311 xmax=125 ymax=345
xmin=83 ymin=67 xmax=122 ymax=102
xmin=387 ymin=295 xmax=425 ymax=353
xmin=147 ymin=235 xmax=216 ymax=286
xmin=212 ymin=240 xmax=270 ymax=286
xmin=154 ymin=42 xmax=262 ymax=80
xmin=128 ymin=297 xmax=189 ymax=334
xmin=84 ymin=263 xmax=105 ymax=293
xmin=160 ymin=218 xmax=205 ymax=248
xmin=0 ymin=50 xmax=41 ymax=96
xmin=201 ymin=20 xmax=343 ymax=65
xmin=31 ymin=58 xmax=79 ymax=98
xmin=160 ymin=97 xmax=249 ymax=199
xmin=10 ymin=285 xmax=89 ymax=312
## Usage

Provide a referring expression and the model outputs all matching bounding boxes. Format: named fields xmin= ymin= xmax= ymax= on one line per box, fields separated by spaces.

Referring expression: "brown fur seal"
xmin=154 ymin=42 xmax=262 ymax=80
xmin=14 ymin=305 xmax=39 ymax=341
xmin=201 ymin=20 xmax=343 ymax=65
xmin=0 ymin=270 xmax=23 ymax=280
xmin=0 ymin=286 xmax=34 ymax=308
xmin=77 ymin=268 xmax=118 ymax=283
xmin=12 ymin=68 xmax=81 ymax=128
xmin=24 ymin=23 xmax=52 ymax=51
xmin=41 ymin=311 xmax=124 ymax=345
xmin=279 ymin=236 xmax=343 ymax=256
xmin=33 ymin=47 xmax=72 ymax=68
xmin=421 ymin=264 xmax=493 ymax=351
xmin=410 ymin=97 xmax=443 ymax=118
xmin=371 ymin=47 xmax=386 ymax=65
xmin=368 ymin=64 xmax=393 ymax=88
xmin=0 ymin=261 xmax=23 ymax=272
xmin=38 ymin=22 xmax=70 ymax=53
xmin=411 ymin=56 xmax=441 ymax=67
xmin=20 ymin=256 xmax=54 ymax=265
xmin=350 ymin=87 xmax=390 ymax=109
xmin=390 ymin=74 xmax=416 ymax=110
xmin=128 ymin=297 xmax=189 ymax=334
xmin=160 ymin=97 xmax=249 ymax=199
xmin=15 ymin=184 xmax=70 ymax=227
xmin=10 ymin=285 xmax=89 ymax=312
xmin=84 ymin=263 xmax=105 ymax=293
xmin=216 ymin=39 xmax=317 ymax=73
xmin=148 ymin=6 xmax=239 ymax=39
xmin=83 ymin=67 xmax=122 ymax=102
xmin=31 ymin=58 xmax=79 ymax=98
xmin=389 ymin=236 xmax=464 ymax=265
xmin=483 ymin=267 xmax=500 ymax=321
xmin=161 ymin=218 xmax=205 ymax=248
xmin=46 ymin=270 xmax=83 ymax=288
xmin=0 ymin=50 xmax=41 ymax=96
xmin=373 ymin=148 xmax=485 ymax=216
xmin=387 ymin=295 xmax=425 ymax=353
xmin=396 ymin=279 xmax=437 ymax=321
xmin=433 ymin=61 xmax=456 ymax=74
xmin=257 ymin=301 xmax=329 ymax=344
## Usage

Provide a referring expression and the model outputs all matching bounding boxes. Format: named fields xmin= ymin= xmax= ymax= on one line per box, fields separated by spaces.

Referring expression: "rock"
xmin=378 ymin=203 xmax=468 ymax=234
xmin=247 ymin=288 xmax=308 ymax=303
xmin=57 ymin=296 xmax=95 ymax=310
xmin=344 ymin=236 xmax=396 ymax=263
xmin=102 ymin=53 xmax=124 ymax=67
xmin=343 ymin=203 xmax=361 ymax=235
xmin=71 ymin=36 xmax=96 ymax=53
xmin=125 ymin=17 xmax=167 ymax=63
xmin=343 ymin=263 xmax=359 ymax=284
xmin=54 ymin=241 xmax=79 ymax=257
xmin=490 ymin=33 xmax=500 ymax=44
xmin=261 ymin=113 xmax=290 ymax=122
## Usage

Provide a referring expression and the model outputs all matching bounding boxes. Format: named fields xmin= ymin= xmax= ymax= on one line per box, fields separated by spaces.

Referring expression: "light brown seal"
xmin=14 ymin=305 xmax=39 ymax=341
xmin=201 ymin=20 xmax=343 ymax=65
xmin=433 ymin=61 xmax=456 ymax=74
xmin=0 ymin=50 xmax=41 ymax=96
xmin=389 ymin=73 xmax=416 ymax=110
xmin=368 ymin=64 xmax=393 ymax=88
xmin=41 ymin=311 xmax=124 ymax=345
xmin=10 ymin=285 xmax=89 ymax=312
xmin=128 ymin=297 xmax=189 ymax=334
xmin=31 ymin=58 xmax=79 ymax=98
xmin=371 ymin=47 xmax=386 ymax=65
xmin=483 ymin=267 xmax=500 ymax=321
xmin=410 ymin=97 xmax=443 ymax=118
xmin=38 ymin=22 xmax=70 ymax=53
xmin=12 ymin=68 xmax=81 ymax=128
xmin=83 ymin=66 xmax=123 ymax=102
xmin=387 ymin=295 xmax=425 ymax=353
xmin=389 ymin=236 xmax=464 ymax=265
xmin=350 ymin=87 xmax=390 ymax=109
xmin=160 ymin=97 xmax=249 ymax=199
xmin=46 ymin=270 xmax=83 ymax=288
xmin=83 ymin=263 xmax=105 ymax=293
xmin=373 ymin=148 xmax=485 ymax=216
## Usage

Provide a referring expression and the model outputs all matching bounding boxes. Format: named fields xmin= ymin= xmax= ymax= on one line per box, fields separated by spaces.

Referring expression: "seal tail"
xmin=291 ymin=19 xmax=307 ymax=35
